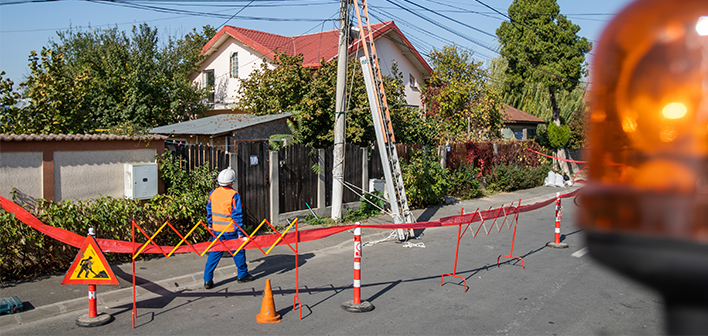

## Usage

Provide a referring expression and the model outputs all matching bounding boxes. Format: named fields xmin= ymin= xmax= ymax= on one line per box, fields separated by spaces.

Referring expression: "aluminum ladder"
xmin=354 ymin=0 xmax=414 ymax=240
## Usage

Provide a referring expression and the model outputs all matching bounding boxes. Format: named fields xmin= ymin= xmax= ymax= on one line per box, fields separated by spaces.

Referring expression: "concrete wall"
xmin=54 ymin=150 xmax=156 ymax=201
xmin=0 ymin=136 xmax=164 ymax=202
xmin=0 ymin=152 xmax=43 ymax=201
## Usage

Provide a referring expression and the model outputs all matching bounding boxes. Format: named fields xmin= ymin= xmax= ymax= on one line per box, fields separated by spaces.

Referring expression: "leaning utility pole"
xmin=331 ymin=0 xmax=350 ymax=221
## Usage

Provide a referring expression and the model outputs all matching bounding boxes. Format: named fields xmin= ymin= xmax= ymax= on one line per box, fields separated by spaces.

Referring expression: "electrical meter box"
xmin=124 ymin=163 xmax=158 ymax=200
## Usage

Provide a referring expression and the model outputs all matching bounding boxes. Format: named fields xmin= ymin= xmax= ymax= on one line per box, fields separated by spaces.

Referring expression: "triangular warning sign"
xmin=62 ymin=235 xmax=119 ymax=285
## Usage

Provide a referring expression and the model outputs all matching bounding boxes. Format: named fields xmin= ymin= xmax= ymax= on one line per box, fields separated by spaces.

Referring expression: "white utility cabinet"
xmin=124 ymin=163 xmax=158 ymax=199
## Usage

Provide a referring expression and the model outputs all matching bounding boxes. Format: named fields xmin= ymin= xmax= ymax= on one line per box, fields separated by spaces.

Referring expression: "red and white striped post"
xmin=88 ymin=284 xmax=97 ymax=317
xmin=547 ymin=192 xmax=568 ymax=248
xmin=76 ymin=228 xmax=113 ymax=327
xmin=341 ymin=222 xmax=374 ymax=312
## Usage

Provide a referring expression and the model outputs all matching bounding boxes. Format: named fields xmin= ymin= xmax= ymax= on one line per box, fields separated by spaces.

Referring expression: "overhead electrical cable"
xmin=380 ymin=0 xmax=499 ymax=57
xmin=472 ymin=0 xmax=594 ymax=56
xmin=216 ymin=0 xmax=256 ymax=29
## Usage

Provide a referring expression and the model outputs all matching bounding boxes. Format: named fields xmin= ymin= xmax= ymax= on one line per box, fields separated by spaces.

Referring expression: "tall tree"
xmin=496 ymin=0 xmax=590 ymax=126
xmin=421 ymin=45 xmax=504 ymax=144
xmin=0 ymin=24 xmax=216 ymax=134
xmin=496 ymin=0 xmax=591 ymax=172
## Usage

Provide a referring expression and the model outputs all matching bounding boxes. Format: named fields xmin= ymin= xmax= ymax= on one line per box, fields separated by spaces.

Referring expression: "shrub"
xmin=343 ymin=190 xmax=385 ymax=223
xmin=486 ymin=163 xmax=551 ymax=192
xmin=446 ymin=164 xmax=482 ymax=199
xmin=401 ymin=148 xmax=447 ymax=208
xmin=548 ymin=122 xmax=571 ymax=149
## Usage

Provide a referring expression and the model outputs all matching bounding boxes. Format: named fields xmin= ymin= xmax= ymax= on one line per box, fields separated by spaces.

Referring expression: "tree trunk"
xmin=548 ymin=87 xmax=570 ymax=175
xmin=548 ymin=87 xmax=561 ymax=126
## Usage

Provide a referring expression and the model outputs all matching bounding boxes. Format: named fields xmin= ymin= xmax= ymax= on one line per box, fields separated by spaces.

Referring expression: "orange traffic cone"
xmin=256 ymin=279 xmax=281 ymax=323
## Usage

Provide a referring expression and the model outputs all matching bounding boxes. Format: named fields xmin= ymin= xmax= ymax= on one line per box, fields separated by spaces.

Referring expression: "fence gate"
xmin=278 ymin=144 xmax=318 ymax=213
xmin=236 ymin=141 xmax=270 ymax=229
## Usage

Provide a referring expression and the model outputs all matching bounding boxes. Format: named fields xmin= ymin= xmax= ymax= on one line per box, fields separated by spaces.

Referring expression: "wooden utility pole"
xmin=331 ymin=0 xmax=349 ymax=221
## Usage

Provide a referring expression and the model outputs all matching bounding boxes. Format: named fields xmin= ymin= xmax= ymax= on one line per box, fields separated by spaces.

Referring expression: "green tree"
xmin=1 ymin=24 xmax=215 ymax=134
xmin=21 ymin=48 xmax=92 ymax=134
xmin=421 ymin=45 xmax=504 ymax=144
xmin=496 ymin=0 xmax=591 ymax=170
xmin=235 ymin=52 xmax=312 ymax=116
xmin=0 ymin=72 xmax=29 ymax=133
xmin=496 ymin=0 xmax=590 ymax=125
xmin=489 ymin=57 xmax=588 ymax=149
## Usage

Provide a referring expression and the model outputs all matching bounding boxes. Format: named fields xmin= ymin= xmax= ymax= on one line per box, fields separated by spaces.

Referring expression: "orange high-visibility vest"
xmin=208 ymin=187 xmax=240 ymax=232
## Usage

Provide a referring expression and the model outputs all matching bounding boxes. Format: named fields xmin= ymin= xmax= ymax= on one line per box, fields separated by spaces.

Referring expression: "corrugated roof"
xmin=502 ymin=104 xmax=546 ymax=124
xmin=0 ymin=134 xmax=167 ymax=142
xmin=149 ymin=112 xmax=293 ymax=136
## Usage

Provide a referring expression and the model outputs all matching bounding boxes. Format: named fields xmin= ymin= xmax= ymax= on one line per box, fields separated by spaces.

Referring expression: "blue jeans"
xmin=203 ymin=231 xmax=248 ymax=282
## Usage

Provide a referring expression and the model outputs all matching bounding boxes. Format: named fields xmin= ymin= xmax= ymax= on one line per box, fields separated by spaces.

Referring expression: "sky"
xmin=0 ymin=0 xmax=637 ymax=87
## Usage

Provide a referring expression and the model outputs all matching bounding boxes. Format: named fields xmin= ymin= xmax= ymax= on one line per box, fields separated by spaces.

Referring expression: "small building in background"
xmin=149 ymin=112 xmax=292 ymax=153
xmin=0 ymin=134 xmax=165 ymax=202
xmin=500 ymin=103 xmax=546 ymax=140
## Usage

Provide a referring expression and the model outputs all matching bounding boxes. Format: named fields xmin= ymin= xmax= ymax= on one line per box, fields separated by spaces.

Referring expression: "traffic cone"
xmin=256 ymin=279 xmax=281 ymax=323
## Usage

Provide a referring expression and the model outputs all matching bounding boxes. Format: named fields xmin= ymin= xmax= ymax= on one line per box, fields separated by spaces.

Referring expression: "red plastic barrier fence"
xmin=441 ymin=199 xmax=527 ymax=291
xmin=0 ymin=188 xmax=582 ymax=255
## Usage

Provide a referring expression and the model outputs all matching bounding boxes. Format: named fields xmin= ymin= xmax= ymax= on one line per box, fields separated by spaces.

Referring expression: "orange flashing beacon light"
xmin=581 ymin=0 xmax=708 ymax=334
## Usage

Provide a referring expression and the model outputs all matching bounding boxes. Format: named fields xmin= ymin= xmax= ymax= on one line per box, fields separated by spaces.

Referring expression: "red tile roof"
xmin=201 ymin=21 xmax=431 ymax=73
xmin=501 ymin=104 xmax=546 ymax=124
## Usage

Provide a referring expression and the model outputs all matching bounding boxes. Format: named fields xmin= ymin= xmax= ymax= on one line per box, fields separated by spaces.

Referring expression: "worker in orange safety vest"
xmin=203 ymin=168 xmax=255 ymax=289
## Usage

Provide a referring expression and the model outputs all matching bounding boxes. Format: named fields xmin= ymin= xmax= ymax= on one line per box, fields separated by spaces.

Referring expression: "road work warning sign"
xmin=62 ymin=235 xmax=119 ymax=285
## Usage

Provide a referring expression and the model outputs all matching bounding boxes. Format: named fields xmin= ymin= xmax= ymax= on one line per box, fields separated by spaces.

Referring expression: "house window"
xmin=409 ymin=73 xmax=417 ymax=88
xmin=230 ymin=53 xmax=239 ymax=78
xmin=204 ymin=69 xmax=215 ymax=104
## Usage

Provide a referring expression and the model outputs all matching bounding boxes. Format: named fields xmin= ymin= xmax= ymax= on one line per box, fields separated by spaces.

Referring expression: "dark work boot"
xmin=237 ymin=274 xmax=255 ymax=283
xmin=204 ymin=280 xmax=214 ymax=289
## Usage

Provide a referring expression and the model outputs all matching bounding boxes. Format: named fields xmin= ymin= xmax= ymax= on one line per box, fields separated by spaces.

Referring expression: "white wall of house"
xmin=353 ymin=35 xmax=425 ymax=109
xmin=192 ymin=37 xmax=272 ymax=107
xmin=0 ymin=152 xmax=43 ymax=201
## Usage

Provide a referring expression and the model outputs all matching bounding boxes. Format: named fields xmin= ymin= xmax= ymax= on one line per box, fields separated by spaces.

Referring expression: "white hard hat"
xmin=217 ymin=168 xmax=236 ymax=186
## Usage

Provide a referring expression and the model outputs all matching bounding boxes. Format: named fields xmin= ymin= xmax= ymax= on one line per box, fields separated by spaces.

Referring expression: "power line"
xmin=373 ymin=0 xmax=586 ymax=85
xmin=472 ymin=0 xmax=593 ymax=56
xmin=369 ymin=6 xmax=495 ymax=61
xmin=216 ymin=0 xmax=256 ymax=30
xmin=380 ymin=0 xmax=499 ymax=57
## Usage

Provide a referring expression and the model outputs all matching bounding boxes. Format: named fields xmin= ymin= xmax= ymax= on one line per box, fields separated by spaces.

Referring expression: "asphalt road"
xmin=1 ymin=186 xmax=665 ymax=335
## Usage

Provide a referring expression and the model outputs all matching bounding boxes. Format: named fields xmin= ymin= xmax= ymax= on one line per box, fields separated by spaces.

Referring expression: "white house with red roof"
xmin=191 ymin=21 xmax=432 ymax=114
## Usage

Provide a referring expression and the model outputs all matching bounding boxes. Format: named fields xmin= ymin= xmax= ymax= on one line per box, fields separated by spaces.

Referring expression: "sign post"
xmin=62 ymin=228 xmax=118 ymax=327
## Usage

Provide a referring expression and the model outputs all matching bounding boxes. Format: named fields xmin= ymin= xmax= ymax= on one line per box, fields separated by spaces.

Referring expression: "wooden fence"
xmin=165 ymin=142 xmax=229 ymax=172
xmin=278 ymin=143 xmax=319 ymax=213
xmin=164 ymin=140 xmax=553 ymax=226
